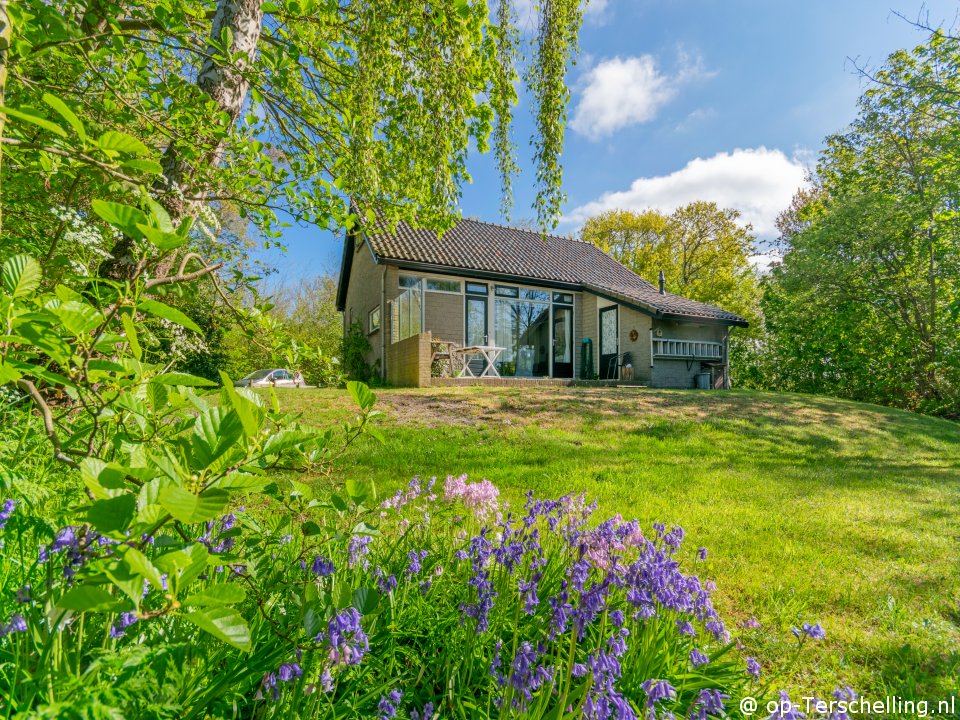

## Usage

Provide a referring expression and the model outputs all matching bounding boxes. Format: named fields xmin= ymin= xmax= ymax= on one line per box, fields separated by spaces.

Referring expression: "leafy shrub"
xmin=343 ymin=320 xmax=374 ymax=383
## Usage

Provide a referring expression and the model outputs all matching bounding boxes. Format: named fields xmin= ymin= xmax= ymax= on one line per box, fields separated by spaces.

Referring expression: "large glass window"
xmin=495 ymin=296 xmax=550 ymax=377
xmin=426 ymin=278 xmax=462 ymax=293
xmin=392 ymin=287 xmax=422 ymax=342
xmin=399 ymin=274 xmax=421 ymax=288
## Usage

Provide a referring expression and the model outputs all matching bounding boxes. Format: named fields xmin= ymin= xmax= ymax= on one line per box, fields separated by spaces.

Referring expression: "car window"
xmin=241 ymin=369 xmax=273 ymax=381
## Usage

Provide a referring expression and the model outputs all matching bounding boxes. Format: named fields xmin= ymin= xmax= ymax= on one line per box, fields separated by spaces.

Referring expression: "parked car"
xmin=234 ymin=368 xmax=307 ymax=388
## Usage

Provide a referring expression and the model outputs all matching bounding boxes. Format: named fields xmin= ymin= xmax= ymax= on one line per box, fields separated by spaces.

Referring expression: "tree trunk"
xmin=101 ymin=0 xmax=264 ymax=280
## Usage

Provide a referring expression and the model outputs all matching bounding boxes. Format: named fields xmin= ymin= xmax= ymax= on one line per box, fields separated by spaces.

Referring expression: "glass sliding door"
xmin=494 ymin=287 xmax=550 ymax=377
xmin=464 ymin=283 xmax=488 ymax=347
xmin=552 ymin=299 xmax=573 ymax=379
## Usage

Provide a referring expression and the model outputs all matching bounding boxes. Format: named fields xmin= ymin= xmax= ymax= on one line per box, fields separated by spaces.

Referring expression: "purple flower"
xmin=410 ymin=702 xmax=434 ymax=720
xmin=641 ymin=679 xmax=675 ymax=709
xmin=792 ymin=622 xmax=826 ymax=640
xmin=109 ymin=611 xmax=139 ymax=639
xmin=15 ymin=585 xmax=31 ymax=603
xmin=261 ymin=672 xmax=279 ymax=701
xmin=311 ymin=556 xmax=335 ymax=576
xmin=676 ymin=620 xmax=696 ymax=637
xmin=320 ymin=669 xmax=334 ymax=692
xmin=689 ymin=648 xmax=709 ymax=668
xmin=689 ymin=689 xmax=728 ymax=720
xmin=504 ymin=641 xmax=553 ymax=710
xmin=406 ymin=549 xmax=428 ymax=576
xmin=321 ymin=607 xmax=368 ymax=666
xmin=697 ymin=547 xmax=708 ymax=561
xmin=219 ymin=513 xmax=236 ymax=532
xmin=0 ymin=499 xmax=15 ymax=530
xmin=0 ymin=614 xmax=27 ymax=638
xmin=375 ymin=567 xmax=397 ymax=594
xmin=348 ymin=535 xmax=373 ymax=569
xmin=377 ymin=688 xmax=403 ymax=720
xmin=609 ymin=609 xmax=625 ymax=627
xmin=278 ymin=662 xmax=302 ymax=683
xmin=746 ymin=656 xmax=761 ymax=679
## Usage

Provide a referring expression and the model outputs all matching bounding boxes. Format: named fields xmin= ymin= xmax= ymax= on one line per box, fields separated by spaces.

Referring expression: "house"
xmin=335 ymin=212 xmax=748 ymax=388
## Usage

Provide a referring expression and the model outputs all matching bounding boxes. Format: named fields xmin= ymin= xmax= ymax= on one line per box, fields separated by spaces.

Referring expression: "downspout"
xmin=723 ymin=327 xmax=731 ymax=390
xmin=380 ymin=266 xmax=387 ymax=381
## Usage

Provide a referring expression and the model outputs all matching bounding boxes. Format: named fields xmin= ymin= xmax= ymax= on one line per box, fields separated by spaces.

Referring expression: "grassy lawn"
xmin=277 ymin=385 xmax=960 ymax=702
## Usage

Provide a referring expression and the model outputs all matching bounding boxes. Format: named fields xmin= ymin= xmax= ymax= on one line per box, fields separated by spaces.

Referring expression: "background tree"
xmin=580 ymin=203 xmax=764 ymax=384
xmin=761 ymin=30 xmax=960 ymax=417
xmin=580 ymin=203 xmax=762 ymax=327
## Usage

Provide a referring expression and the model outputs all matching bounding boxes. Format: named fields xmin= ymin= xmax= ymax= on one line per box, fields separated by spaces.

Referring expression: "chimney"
xmin=658 ymin=270 xmax=665 ymax=295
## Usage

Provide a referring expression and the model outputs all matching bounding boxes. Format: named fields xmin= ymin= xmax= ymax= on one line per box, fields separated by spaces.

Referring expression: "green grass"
xmin=278 ymin=385 xmax=960 ymax=702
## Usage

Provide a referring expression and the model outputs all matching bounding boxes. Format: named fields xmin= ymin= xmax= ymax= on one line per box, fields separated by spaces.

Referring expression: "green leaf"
xmin=80 ymin=458 xmax=131 ymax=499
xmin=58 ymin=585 xmax=121 ymax=612
xmin=42 ymin=93 xmax=86 ymax=141
xmin=345 ymin=477 xmax=370 ymax=503
xmin=346 ymin=381 xmax=376 ymax=411
xmin=185 ymin=583 xmax=246 ymax=607
xmin=120 ymin=159 xmax=164 ymax=175
xmin=98 ymin=130 xmax=150 ymax=156
xmin=91 ymin=200 xmax=149 ymax=238
xmin=158 ymin=486 xmax=230 ymax=524
xmin=151 ymin=372 xmax=217 ymax=387
xmin=192 ymin=406 xmax=245 ymax=472
xmin=87 ymin=494 xmax=137 ymax=533
xmin=352 ymin=587 xmax=380 ymax=614
xmin=121 ymin=313 xmax=142 ymax=360
xmin=53 ymin=300 xmax=103 ymax=337
xmin=0 ymin=105 xmax=67 ymax=137
xmin=119 ymin=547 xmax=165 ymax=590
xmin=136 ymin=224 xmax=188 ymax=251
xmin=2 ymin=255 xmax=42 ymax=299
xmin=138 ymin=299 xmax=202 ymax=333
xmin=184 ymin=607 xmax=251 ymax=651
xmin=218 ymin=371 xmax=262 ymax=438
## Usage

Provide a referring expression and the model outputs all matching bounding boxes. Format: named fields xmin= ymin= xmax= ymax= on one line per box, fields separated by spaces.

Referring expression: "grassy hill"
xmin=279 ymin=386 xmax=960 ymax=703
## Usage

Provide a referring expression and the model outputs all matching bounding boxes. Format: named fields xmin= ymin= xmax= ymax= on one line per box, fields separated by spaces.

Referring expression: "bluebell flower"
xmin=689 ymin=648 xmax=710 ymax=668
xmin=311 ymin=555 xmax=335 ymax=576
xmin=746 ymin=656 xmax=761 ymax=679
xmin=0 ymin=614 xmax=27 ymax=638
xmin=697 ymin=547 xmax=708 ymax=561
xmin=321 ymin=607 xmax=368 ymax=666
xmin=689 ymin=689 xmax=729 ymax=720
xmin=377 ymin=688 xmax=402 ymax=720
xmin=278 ymin=662 xmax=302 ymax=683
xmin=640 ymin=679 xmax=676 ymax=709
xmin=0 ymin=499 xmax=15 ymax=529
xmin=410 ymin=701 xmax=434 ymax=720
xmin=792 ymin=622 xmax=826 ymax=640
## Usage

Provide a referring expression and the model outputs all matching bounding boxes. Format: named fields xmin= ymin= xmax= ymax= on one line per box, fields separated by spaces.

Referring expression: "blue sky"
xmin=258 ymin=0 xmax=959 ymax=283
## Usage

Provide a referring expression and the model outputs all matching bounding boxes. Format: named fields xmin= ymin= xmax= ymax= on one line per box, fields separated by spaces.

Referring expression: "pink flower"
xmin=443 ymin=475 xmax=500 ymax=520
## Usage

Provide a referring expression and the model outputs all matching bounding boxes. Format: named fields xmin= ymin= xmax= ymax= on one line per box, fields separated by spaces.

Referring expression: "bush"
xmin=343 ymin=321 xmax=374 ymax=382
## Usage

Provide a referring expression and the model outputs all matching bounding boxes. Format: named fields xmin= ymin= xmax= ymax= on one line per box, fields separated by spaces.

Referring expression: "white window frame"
xmin=368 ymin=305 xmax=381 ymax=334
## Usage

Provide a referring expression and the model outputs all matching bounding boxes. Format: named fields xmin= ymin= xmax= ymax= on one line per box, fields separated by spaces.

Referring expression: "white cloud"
xmin=570 ymin=52 xmax=713 ymax=140
xmin=564 ymin=147 xmax=809 ymax=237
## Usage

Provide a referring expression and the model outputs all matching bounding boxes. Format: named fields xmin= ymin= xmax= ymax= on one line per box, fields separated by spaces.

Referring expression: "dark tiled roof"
xmin=360 ymin=214 xmax=747 ymax=326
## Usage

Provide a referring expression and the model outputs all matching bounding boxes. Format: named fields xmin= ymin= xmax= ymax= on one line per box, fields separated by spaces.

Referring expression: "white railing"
xmin=652 ymin=337 xmax=723 ymax=360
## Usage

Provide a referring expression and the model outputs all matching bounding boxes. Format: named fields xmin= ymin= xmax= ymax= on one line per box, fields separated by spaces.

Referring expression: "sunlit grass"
xmin=276 ymin=385 xmax=960 ymax=703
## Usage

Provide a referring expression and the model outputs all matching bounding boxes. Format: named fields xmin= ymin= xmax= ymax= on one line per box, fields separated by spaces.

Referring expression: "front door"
xmin=465 ymin=293 xmax=488 ymax=346
xmin=599 ymin=305 xmax=618 ymax=379
xmin=552 ymin=305 xmax=573 ymax=378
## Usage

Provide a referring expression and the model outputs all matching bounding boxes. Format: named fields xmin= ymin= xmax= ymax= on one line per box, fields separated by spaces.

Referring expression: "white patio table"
xmin=456 ymin=345 xmax=506 ymax=378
